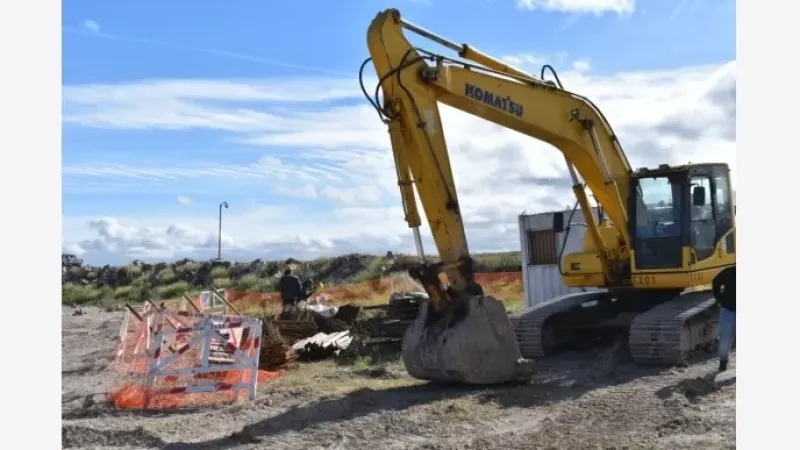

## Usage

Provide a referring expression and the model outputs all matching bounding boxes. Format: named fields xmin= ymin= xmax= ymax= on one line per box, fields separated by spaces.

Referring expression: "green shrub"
xmin=473 ymin=251 xmax=522 ymax=272
xmin=120 ymin=264 xmax=143 ymax=277
xmin=62 ymin=283 xmax=101 ymax=304
xmin=255 ymin=278 xmax=278 ymax=292
xmin=158 ymin=281 xmax=190 ymax=300
xmin=99 ymin=296 xmax=122 ymax=310
xmin=60 ymin=252 xmax=525 ymax=305
xmin=175 ymin=262 xmax=201 ymax=273
xmin=212 ymin=277 xmax=232 ymax=289
xmin=210 ymin=267 xmax=229 ymax=279
xmin=98 ymin=286 xmax=114 ymax=302
xmin=234 ymin=273 xmax=260 ymax=291
xmin=114 ymin=285 xmax=135 ymax=300
xmin=259 ymin=262 xmax=280 ymax=278
xmin=351 ymin=257 xmax=390 ymax=283
xmin=132 ymin=286 xmax=152 ymax=303
xmin=158 ymin=269 xmax=177 ymax=284
xmin=113 ymin=285 xmax=151 ymax=303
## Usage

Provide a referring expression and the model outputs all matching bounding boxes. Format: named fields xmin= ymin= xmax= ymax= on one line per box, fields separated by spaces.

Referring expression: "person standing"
xmin=712 ymin=265 xmax=736 ymax=372
xmin=278 ymin=264 xmax=303 ymax=310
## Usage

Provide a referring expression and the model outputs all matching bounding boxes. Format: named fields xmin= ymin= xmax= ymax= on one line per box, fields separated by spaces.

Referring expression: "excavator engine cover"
xmin=402 ymin=294 xmax=535 ymax=385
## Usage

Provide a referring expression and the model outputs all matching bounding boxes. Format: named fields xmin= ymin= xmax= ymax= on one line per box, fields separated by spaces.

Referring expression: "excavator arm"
xmin=365 ymin=9 xmax=634 ymax=311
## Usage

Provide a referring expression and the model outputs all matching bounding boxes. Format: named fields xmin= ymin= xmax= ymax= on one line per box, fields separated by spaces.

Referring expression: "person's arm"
xmin=712 ymin=270 xmax=725 ymax=301
xmin=277 ymin=277 xmax=286 ymax=298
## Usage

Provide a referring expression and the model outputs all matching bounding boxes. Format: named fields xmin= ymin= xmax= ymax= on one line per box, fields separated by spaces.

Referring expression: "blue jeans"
xmin=718 ymin=307 xmax=736 ymax=363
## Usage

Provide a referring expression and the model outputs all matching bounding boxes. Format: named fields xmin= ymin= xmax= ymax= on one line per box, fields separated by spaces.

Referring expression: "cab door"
xmin=711 ymin=165 xmax=735 ymax=255
xmin=688 ymin=170 xmax=716 ymax=263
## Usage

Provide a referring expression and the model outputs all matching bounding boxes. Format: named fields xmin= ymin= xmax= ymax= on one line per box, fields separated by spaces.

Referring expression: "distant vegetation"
xmin=61 ymin=251 xmax=523 ymax=306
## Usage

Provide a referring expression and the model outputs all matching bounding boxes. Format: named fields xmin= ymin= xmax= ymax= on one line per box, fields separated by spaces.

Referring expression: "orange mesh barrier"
xmin=108 ymin=369 xmax=282 ymax=409
xmin=223 ymin=272 xmax=524 ymax=310
xmin=226 ymin=290 xmax=280 ymax=310
xmin=110 ymin=305 xmax=278 ymax=410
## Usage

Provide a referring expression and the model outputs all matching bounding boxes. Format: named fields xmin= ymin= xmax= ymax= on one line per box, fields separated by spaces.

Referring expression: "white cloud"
xmin=502 ymin=52 xmax=570 ymax=71
xmin=275 ymin=185 xmax=318 ymax=199
xmin=64 ymin=78 xmax=362 ymax=106
xmin=62 ymin=56 xmax=736 ymax=265
xmin=571 ymin=58 xmax=591 ymax=72
xmin=80 ymin=19 xmax=100 ymax=33
xmin=320 ymin=185 xmax=383 ymax=205
xmin=516 ymin=0 xmax=636 ymax=15
xmin=176 ymin=196 xmax=192 ymax=205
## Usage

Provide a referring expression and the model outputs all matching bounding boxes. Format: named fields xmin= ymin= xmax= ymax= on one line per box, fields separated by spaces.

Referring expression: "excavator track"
xmin=510 ymin=291 xmax=608 ymax=359
xmin=628 ymin=290 xmax=719 ymax=365
xmin=509 ymin=290 xmax=719 ymax=365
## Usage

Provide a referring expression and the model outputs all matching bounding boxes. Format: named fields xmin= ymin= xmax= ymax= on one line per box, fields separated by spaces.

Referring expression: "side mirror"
xmin=552 ymin=212 xmax=565 ymax=232
xmin=692 ymin=186 xmax=707 ymax=206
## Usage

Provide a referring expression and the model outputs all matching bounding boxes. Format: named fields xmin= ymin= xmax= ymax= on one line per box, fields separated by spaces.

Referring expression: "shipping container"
xmin=518 ymin=207 xmax=605 ymax=310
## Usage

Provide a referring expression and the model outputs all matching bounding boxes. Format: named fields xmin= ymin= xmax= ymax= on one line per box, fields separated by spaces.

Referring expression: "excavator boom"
xmin=366 ymin=9 xmax=637 ymax=291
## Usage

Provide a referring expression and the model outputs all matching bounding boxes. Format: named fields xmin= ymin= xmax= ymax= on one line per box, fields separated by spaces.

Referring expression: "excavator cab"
xmin=559 ymin=162 xmax=735 ymax=291
xmin=627 ymin=163 xmax=735 ymax=278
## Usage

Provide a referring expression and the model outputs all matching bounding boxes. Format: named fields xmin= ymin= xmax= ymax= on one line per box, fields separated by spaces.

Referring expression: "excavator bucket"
xmin=401 ymin=294 xmax=535 ymax=385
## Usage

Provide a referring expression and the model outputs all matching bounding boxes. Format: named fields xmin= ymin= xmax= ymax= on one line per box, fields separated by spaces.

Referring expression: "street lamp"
xmin=218 ymin=201 xmax=229 ymax=260
xmin=385 ymin=251 xmax=396 ymax=293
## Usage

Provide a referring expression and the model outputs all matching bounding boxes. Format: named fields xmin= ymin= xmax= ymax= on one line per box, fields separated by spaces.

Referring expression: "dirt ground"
xmin=62 ymin=306 xmax=736 ymax=450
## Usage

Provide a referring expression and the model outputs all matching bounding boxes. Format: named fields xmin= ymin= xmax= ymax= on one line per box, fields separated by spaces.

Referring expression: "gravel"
xmin=62 ymin=306 xmax=736 ymax=450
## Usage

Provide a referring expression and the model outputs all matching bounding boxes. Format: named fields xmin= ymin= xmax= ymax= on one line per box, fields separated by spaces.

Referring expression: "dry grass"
xmin=233 ymin=271 xmax=525 ymax=316
xmin=270 ymin=359 xmax=422 ymax=395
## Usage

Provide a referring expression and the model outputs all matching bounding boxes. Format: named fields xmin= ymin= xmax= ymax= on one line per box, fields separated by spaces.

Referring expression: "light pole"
xmin=386 ymin=251 xmax=395 ymax=293
xmin=218 ymin=201 xmax=228 ymax=260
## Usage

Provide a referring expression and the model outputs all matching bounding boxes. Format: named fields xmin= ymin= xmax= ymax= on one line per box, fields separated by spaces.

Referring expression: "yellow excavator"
xmin=361 ymin=9 xmax=736 ymax=385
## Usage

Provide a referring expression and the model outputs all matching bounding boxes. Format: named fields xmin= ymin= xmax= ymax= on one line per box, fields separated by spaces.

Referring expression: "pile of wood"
xmin=251 ymin=298 xmax=423 ymax=366
xmin=386 ymin=292 xmax=425 ymax=320
xmin=278 ymin=306 xmax=316 ymax=322
xmin=355 ymin=316 xmax=413 ymax=339
xmin=292 ymin=331 xmax=353 ymax=362
xmin=314 ymin=304 xmax=361 ymax=333
xmin=333 ymin=304 xmax=361 ymax=324
xmin=272 ymin=304 xmax=365 ymax=342
xmin=272 ymin=305 xmax=320 ymax=342
xmin=315 ymin=316 xmax=349 ymax=334
xmin=259 ymin=321 xmax=294 ymax=370
xmin=273 ymin=320 xmax=319 ymax=342
xmin=349 ymin=293 xmax=426 ymax=339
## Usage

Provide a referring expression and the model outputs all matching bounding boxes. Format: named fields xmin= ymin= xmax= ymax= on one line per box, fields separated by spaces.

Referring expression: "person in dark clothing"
xmin=278 ymin=264 xmax=304 ymax=309
xmin=712 ymin=265 xmax=736 ymax=372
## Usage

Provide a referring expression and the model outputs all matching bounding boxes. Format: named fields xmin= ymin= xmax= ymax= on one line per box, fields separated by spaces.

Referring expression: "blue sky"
xmin=61 ymin=0 xmax=736 ymax=265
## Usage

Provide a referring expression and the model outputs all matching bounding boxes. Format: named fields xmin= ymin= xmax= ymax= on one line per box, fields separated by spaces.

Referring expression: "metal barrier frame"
xmin=142 ymin=310 xmax=262 ymax=408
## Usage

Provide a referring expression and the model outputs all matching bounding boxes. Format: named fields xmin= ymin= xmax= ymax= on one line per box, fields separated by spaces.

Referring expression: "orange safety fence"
xmin=226 ymin=290 xmax=281 ymax=310
xmin=226 ymin=277 xmax=418 ymax=310
xmin=109 ymin=305 xmax=282 ymax=410
xmin=108 ymin=369 xmax=283 ymax=409
xmin=474 ymin=271 xmax=523 ymax=284
xmin=224 ymin=272 xmax=524 ymax=310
